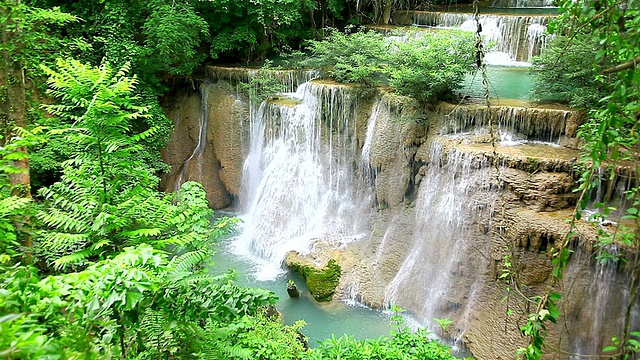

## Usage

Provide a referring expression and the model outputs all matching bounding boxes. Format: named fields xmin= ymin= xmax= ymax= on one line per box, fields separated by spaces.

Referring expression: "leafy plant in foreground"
xmin=33 ymin=59 xmax=224 ymax=269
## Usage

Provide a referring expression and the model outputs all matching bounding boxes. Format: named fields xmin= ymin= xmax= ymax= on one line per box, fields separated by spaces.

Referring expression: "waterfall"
xmin=490 ymin=0 xmax=557 ymax=7
xmin=437 ymin=103 xmax=571 ymax=142
xmin=384 ymin=142 xmax=495 ymax=329
xmin=206 ymin=66 xmax=319 ymax=93
xmin=411 ymin=11 xmax=552 ymax=63
xmin=175 ymin=82 xmax=211 ymax=189
xmin=562 ymin=250 xmax=640 ymax=358
xmin=232 ymin=81 xmax=373 ymax=280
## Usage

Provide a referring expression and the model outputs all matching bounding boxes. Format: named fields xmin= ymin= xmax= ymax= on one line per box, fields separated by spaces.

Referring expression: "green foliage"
xmin=208 ymin=311 xmax=308 ymax=359
xmin=433 ymin=317 xmax=452 ymax=333
xmin=298 ymin=28 xmax=391 ymax=85
xmin=0 ymin=242 xmax=281 ymax=358
xmin=0 ymin=1 xmax=80 ymax=74
xmin=531 ymin=36 xmax=606 ymax=108
xmin=0 ymin=130 xmax=42 ymax=258
xmin=306 ymin=305 xmax=461 ymax=360
xmin=241 ymin=60 xmax=288 ymax=105
xmin=386 ymin=31 xmax=475 ymax=102
xmin=33 ymin=59 xmax=221 ymax=269
xmin=199 ymin=0 xmax=315 ymax=61
xmin=297 ymin=29 xmax=475 ymax=102
xmin=140 ymin=1 xmax=209 ymax=77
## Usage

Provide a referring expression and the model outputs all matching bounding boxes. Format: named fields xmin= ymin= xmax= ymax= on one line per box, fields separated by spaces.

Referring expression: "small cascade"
xmin=437 ymin=103 xmax=573 ymax=142
xmin=410 ymin=11 xmax=552 ymax=62
xmin=206 ymin=66 xmax=319 ymax=93
xmin=175 ymin=82 xmax=212 ymax=189
xmin=562 ymin=250 xmax=640 ymax=358
xmin=384 ymin=142 xmax=496 ymax=331
xmin=491 ymin=0 xmax=556 ymax=7
xmin=233 ymin=81 xmax=374 ymax=280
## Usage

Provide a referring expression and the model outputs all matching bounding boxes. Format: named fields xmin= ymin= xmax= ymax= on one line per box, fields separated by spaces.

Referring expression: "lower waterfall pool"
xmin=208 ymin=239 xmax=395 ymax=347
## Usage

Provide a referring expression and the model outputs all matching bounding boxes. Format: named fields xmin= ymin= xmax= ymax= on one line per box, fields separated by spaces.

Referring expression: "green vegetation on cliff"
xmin=297 ymin=28 xmax=475 ymax=103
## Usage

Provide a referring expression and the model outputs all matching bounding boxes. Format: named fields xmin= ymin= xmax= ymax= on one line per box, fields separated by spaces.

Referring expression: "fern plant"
xmin=35 ymin=59 xmax=223 ymax=269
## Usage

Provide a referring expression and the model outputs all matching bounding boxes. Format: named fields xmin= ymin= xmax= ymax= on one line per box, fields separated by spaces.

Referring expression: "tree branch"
xmin=602 ymin=56 xmax=640 ymax=74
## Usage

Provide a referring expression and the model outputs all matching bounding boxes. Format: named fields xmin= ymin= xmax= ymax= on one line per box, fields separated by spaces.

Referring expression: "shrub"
xmin=296 ymin=29 xmax=475 ymax=103
xmin=298 ymin=28 xmax=391 ymax=85
xmin=531 ymin=35 xmax=606 ymax=108
xmin=386 ymin=31 xmax=475 ymax=103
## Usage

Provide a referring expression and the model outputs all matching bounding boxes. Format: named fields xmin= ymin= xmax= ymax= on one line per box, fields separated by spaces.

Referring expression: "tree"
xmin=34 ymin=59 xmax=228 ymax=269
xmin=1 ymin=0 xmax=30 ymax=198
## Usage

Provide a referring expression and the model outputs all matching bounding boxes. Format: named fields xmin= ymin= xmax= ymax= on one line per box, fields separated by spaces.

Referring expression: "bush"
xmin=298 ymin=28 xmax=391 ymax=85
xmin=387 ymin=31 xmax=475 ymax=103
xmin=531 ymin=36 xmax=606 ymax=108
xmin=296 ymin=29 xmax=475 ymax=103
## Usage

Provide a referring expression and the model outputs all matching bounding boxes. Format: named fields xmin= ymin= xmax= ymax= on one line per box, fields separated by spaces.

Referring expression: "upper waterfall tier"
xmin=490 ymin=0 xmax=557 ymax=7
xmin=404 ymin=10 xmax=553 ymax=63
xmin=206 ymin=66 xmax=319 ymax=92
xmin=233 ymin=80 xmax=376 ymax=280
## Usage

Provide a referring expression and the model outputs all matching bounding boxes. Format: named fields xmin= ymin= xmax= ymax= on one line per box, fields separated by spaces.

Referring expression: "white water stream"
xmin=412 ymin=12 xmax=552 ymax=64
xmin=383 ymin=143 xmax=495 ymax=327
xmin=231 ymin=82 xmax=373 ymax=280
xmin=175 ymin=83 xmax=212 ymax=189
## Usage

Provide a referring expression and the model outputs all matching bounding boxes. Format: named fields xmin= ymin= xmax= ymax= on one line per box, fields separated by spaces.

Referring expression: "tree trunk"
xmin=382 ymin=0 xmax=392 ymax=25
xmin=1 ymin=0 xmax=30 ymax=196
xmin=1 ymin=0 xmax=32 ymax=250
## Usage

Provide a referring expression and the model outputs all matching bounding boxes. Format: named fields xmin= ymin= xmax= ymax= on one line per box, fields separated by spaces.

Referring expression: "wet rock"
xmin=161 ymin=82 xmax=248 ymax=208
xmin=287 ymin=279 xmax=301 ymax=298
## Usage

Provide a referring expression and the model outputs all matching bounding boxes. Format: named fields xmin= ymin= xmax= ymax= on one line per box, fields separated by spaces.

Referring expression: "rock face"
xmin=161 ymin=82 xmax=246 ymax=209
xmin=162 ymin=69 xmax=638 ymax=360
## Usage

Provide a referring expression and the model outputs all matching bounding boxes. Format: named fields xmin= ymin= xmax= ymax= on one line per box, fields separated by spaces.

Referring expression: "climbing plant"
xmin=519 ymin=0 xmax=640 ymax=358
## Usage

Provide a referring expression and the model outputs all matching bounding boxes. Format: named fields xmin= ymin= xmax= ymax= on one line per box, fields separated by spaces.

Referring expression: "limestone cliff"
xmin=161 ymin=82 xmax=246 ymax=209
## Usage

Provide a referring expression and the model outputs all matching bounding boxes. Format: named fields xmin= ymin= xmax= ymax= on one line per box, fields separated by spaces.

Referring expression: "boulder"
xmin=285 ymin=251 xmax=341 ymax=302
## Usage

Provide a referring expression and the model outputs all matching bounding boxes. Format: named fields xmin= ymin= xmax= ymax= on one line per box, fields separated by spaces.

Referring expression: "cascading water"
xmin=383 ymin=142 xmax=496 ymax=329
xmin=438 ymin=103 xmax=572 ymax=143
xmin=411 ymin=11 xmax=552 ymax=63
xmin=490 ymin=0 xmax=556 ymax=7
xmin=175 ymin=82 xmax=212 ymax=189
xmin=232 ymin=81 xmax=374 ymax=280
xmin=561 ymin=249 xmax=640 ymax=358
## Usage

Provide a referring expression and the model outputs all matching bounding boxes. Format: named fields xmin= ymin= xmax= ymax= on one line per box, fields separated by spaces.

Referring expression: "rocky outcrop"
xmin=437 ymin=102 xmax=581 ymax=142
xmin=286 ymin=251 xmax=341 ymax=302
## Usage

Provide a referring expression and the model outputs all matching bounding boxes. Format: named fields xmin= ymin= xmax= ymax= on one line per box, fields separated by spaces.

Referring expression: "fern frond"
xmin=170 ymin=249 xmax=209 ymax=272
xmin=53 ymin=248 xmax=94 ymax=270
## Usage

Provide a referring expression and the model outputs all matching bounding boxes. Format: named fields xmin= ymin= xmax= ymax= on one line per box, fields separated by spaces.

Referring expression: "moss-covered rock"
xmin=285 ymin=252 xmax=341 ymax=302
